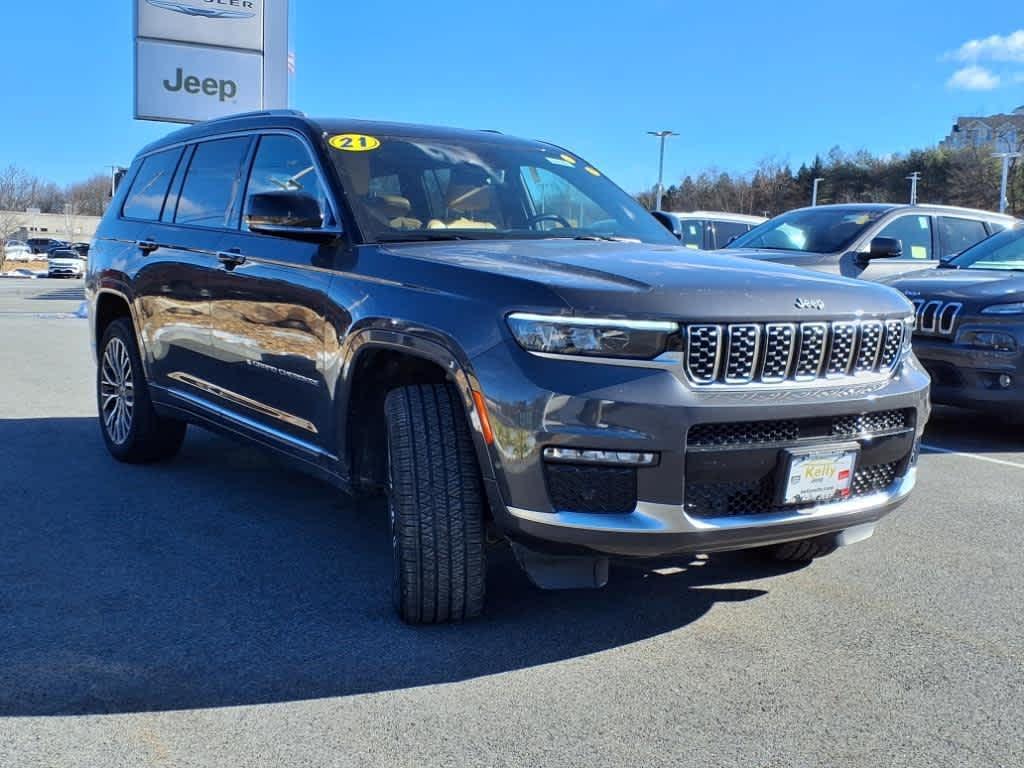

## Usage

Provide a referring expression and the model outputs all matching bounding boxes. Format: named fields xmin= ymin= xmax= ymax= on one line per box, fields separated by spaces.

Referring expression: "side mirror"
xmin=246 ymin=192 xmax=340 ymax=241
xmin=867 ymin=236 xmax=903 ymax=259
xmin=650 ymin=211 xmax=682 ymax=240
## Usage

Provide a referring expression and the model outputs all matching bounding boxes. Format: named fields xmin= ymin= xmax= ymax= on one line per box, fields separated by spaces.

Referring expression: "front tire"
xmin=384 ymin=383 xmax=486 ymax=624
xmin=97 ymin=318 xmax=186 ymax=463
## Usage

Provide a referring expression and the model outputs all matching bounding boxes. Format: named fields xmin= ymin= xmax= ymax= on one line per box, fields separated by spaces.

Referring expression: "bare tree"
xmin=66 ymin=174 xmax=110 ymax=217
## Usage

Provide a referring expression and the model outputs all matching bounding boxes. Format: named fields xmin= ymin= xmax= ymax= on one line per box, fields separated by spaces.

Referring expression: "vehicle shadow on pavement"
xmin=0 ymin=418 xmax=784 ymax=717
xmin=923 ymin=406 xmax=1024 ymax=455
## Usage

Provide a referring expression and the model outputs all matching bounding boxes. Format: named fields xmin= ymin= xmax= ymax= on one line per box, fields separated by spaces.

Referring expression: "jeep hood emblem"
xmin=794 ymin=297 xmax=825 ymax=311
xmin=144 ymin=0 xmax=257 ymax=19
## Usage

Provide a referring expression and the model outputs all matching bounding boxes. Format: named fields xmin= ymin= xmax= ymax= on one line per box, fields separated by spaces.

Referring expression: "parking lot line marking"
xmin=921 ymin=443 xmax=1024 ymax=470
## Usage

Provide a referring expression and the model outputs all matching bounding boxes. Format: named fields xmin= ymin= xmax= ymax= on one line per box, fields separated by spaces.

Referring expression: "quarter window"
xmin=244 ymin=134 xmax=331 ymax=230
xmin=874 ymin=215 xmax=932 ymax=260
xmin=122 ymin=148 xmax=183 ymax=221
xmin=937 ymin=216 xmax=989 ymax=258
xmin=175 ymin=137 xmax=251 ymax=228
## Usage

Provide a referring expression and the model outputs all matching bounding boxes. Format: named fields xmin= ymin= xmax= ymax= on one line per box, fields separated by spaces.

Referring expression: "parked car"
xmin=3 ymin=240 xmax=32 ymax=262
xmin=47 ymin=248 xmax=86 ymax=278
xmin=651 ymin=210 xmax=767 ymax=249
xmin=720 ymin=204 xmax=1017 ymax=281
xmin=26 ymin=237 xmax=68 ymax=255
xmin=884 ymin=225 xmax=1024 ymax=414
xmin=86 ymin=111 xmax=928 ymax=623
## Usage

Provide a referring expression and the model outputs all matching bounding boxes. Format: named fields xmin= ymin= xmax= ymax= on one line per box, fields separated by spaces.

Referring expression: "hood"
xmin=884 ymin=267 xmax=1024 ymax=306
xmin=49 ymin=256 xmax=83 ymax=265
xmin=384 ymin=239 xmax=912 ymax=322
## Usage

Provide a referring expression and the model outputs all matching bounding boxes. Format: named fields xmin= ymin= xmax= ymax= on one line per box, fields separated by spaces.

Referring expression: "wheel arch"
xmin=338 ymin=327 xmax=496 ymax=494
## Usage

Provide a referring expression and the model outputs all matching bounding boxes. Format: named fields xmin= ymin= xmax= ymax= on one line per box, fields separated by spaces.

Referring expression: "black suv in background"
xmin=26 ymin=237 xmax=69 ymax=255
xmin=885 ymin=225 xmax=1024 ymax=414
xmin=86 ymin=111 xmax=929 ymax=623
xmin=723 ymin=204 xmax=1016 ymax=281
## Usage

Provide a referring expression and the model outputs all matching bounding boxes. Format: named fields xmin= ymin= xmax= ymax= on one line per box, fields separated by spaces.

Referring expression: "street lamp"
xmin=647 ymin=130 xmax=678 ymax=211
xmin=811 ymin=177 xmax=825 ymax=207
xmin=906 ymin=172 xmax=921 ymax=205
xmin=992 ymin=152 xmax=1022 ymax=214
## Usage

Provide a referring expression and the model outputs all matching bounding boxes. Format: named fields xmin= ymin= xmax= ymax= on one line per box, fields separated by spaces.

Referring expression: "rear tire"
xmin=766 ymin=536 xmax=838 ymax=562
xmin=97 ymin=318 xmax=186 ymax=463
xmin=384 ymin=383 xmax=486 ymax=624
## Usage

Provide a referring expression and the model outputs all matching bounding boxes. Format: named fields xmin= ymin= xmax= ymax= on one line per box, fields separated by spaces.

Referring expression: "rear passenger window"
xmin=875 ymin=215 xmax=933 ymax=260
xmin=678 ymin=220 xmax=704 ymax=249
xmin=938 ymin=216 xmax=989 ymax=258
xmin=122 ymin=148 xmax=182 ymax=221
xmin=175 ymin=137 xmax=251 ymax=228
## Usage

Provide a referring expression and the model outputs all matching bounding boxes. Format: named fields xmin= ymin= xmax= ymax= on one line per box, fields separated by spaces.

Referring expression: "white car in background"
xmin=47 ymin=248 xmax=86 ymax=278
xmin=4 ymin=240 xmax=32 ymax=262
xmin=651 ymin=210 xmax=768 ymax=250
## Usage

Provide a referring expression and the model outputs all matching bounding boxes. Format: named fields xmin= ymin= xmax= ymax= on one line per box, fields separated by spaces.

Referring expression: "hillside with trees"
xmin=637 ymin=146 xmax=1020 ymax=218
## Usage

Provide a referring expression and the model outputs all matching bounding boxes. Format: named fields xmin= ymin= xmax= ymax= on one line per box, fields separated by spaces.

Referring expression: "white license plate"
xmin=783 ymin=448 xmax=858 ymax=505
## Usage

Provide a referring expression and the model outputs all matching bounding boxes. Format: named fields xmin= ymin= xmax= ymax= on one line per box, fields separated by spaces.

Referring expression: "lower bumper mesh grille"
xmin=545 ymin=464 xmax=637 ymax=514
xmin=685 ymin=461 xmax=900 ymax=518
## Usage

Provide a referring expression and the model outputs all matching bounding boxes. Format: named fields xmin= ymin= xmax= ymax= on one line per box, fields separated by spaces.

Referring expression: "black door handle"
xmin=216 ymin=249 xmax=246 ymax=269
xmin=137 ymin=239 xmax=159 ymax=254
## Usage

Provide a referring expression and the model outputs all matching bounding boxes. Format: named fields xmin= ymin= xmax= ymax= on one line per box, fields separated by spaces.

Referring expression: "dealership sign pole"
xmin=134 ymin=0 xmax=288 ymax=124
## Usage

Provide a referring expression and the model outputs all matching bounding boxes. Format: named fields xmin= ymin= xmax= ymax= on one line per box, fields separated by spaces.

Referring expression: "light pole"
xmin=992 ymin=152 xmax=1022 ymax=214
xmin=647 ymin=130 xmax=678 ymax=211
xmin=906 ymin=172 xmax=921 ymax=205
xmin=811 ymin=177 xmax=825 ymax=207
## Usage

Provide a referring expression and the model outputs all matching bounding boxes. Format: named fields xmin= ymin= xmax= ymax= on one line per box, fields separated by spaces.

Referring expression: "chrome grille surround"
xmin=912 ymin=299 xmax=962 ymax=336
xmin=724 ymin=324 xmax=761 ymax=383
xmin=682 ymin=319 xmax=906 ymax=386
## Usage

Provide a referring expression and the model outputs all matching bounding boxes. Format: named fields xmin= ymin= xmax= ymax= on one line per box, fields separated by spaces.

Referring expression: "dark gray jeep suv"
xmin=86 ymin=111 xmax=929 ymax=623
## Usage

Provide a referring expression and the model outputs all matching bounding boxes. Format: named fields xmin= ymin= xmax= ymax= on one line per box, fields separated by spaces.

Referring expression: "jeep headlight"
xmin=981 ymin=302 xmax=1024 ymax=315
xmin=506 ymin=313 xmax=679 ymax=360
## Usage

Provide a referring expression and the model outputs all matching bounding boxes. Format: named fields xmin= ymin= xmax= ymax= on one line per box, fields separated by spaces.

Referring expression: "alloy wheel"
xmin=100 ymin=337 xmax=134 ymax=445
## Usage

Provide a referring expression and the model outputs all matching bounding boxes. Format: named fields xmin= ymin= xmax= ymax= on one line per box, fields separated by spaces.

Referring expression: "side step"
xmin=511 ymin=543 xmax=610 ymax=590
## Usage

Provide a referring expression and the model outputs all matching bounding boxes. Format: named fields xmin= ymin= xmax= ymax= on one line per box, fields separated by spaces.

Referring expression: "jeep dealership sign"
xmin=134 ymin=0 xmax=288 ymax=123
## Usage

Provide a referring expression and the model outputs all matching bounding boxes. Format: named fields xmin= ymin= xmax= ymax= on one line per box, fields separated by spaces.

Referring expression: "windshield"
xmin=730 ymin=207 xmax=888 ymax=253
xmin=949 ymin=227 xmax=1024 ymax=270
xmin=324 ymin=132 xmax=676 ymax=245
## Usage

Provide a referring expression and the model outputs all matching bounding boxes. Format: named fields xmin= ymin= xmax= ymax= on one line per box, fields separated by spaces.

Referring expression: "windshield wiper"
xmin=569 ymin=235 xmax=642 ymax=243
xmin=376 ymin=232 xmax=480 ymax=243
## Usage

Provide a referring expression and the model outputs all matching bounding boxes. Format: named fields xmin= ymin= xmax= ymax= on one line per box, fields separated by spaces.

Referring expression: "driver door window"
xmin=243 ymin=134 xmax=331 ymax=231
xmin=874 ymin=215 xmax=933 ymax=260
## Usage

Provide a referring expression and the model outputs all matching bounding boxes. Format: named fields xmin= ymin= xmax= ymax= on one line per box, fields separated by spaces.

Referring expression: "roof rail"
xmin=202 ymin=109 xmax=306 ymax=124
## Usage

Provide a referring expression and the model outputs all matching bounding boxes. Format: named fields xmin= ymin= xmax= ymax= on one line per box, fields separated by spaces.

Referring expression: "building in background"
xmin=1 ymin=209 xmax=101 ymax=243
xmin=941 ymin=107 xmax=1024 ymax=153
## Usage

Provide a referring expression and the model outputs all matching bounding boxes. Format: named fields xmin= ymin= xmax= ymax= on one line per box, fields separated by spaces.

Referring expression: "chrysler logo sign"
xmin=145 ymin=0 xmax=257 ymax=19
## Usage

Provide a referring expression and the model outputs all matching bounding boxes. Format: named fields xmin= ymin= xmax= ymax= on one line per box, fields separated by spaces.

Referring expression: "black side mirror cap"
xmin=866 ymin=236 xmax=903 ymax=259
xmin=650 ymin=211 xmax=682 ymax=239
xmin=246 ymin=192 xmax=341 ymax=241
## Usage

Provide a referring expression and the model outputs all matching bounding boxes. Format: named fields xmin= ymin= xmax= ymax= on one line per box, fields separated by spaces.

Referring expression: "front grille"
xmin=685 ymin=461 xmax=901 ymax=518
xmin=545 ymin=464 xmax=637 ymax=514
xmin=912 ymin=300 xmax=962 ymax=336
xmin=684 ymin=320 xmax=905 ymax=386
xmin=688 ymin=409 xmax=911 ymax=448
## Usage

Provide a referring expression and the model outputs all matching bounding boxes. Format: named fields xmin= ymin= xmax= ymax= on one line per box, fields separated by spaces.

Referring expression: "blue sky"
xmin=3 ymin=0 xmax=1023 ymax=193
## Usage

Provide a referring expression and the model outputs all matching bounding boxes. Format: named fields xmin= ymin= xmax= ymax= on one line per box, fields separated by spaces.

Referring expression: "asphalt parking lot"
xmin=0 ymin=279 xmax=1022 ymax=767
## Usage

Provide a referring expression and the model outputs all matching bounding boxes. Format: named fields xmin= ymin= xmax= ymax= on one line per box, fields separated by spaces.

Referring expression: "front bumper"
xmin=471 ymin=341 xmax=930 ymax=558
xmin=913 ymin=335 xmax=1024 ymax=411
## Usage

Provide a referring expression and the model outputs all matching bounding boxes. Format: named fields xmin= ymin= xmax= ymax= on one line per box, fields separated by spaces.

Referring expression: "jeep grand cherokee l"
xmin=885 ymin=225 xmax=1024 ymax=413
xmin=86 ymin=111 xmax=929 ymax=623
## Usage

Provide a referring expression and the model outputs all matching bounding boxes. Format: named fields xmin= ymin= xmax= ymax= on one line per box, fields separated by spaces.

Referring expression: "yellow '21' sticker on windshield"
xmin=329 ymin=134 xmax=381 ymax=152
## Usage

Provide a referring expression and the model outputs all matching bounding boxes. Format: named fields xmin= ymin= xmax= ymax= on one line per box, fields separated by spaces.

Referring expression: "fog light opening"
xmin=999 ymin=374 xmax=1013 ymax=389
xmin=542 ymin=447 xmax=658 ymax=467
